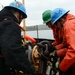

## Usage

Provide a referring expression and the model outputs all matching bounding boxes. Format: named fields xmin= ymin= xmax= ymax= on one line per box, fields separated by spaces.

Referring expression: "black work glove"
xmin=48 ymin=45 xmax=56 ymax=53
xmin=37 ymin=41 xmax=56 ymax=58
xmin=43 ymin=45 xmax=57 ymax=59
xmin=48 ymin=50 xmax=58 ymax=63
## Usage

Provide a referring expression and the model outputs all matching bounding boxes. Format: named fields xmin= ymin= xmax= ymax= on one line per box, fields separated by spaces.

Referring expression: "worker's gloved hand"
xmin=37 ymin=41 xmax=56 ymax=58
xmin=48 ymin=45 xmax=56 ymax=53
xmin=43 ymin=45 xmax=57 ymax=58
xmin=49 ymin=50 xmax=58 ymax=63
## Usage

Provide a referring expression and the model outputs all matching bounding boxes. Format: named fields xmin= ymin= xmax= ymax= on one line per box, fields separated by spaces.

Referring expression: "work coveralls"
xmin=59 ymin=14 xmax=75 ymax=75
xmin=0 ymin=7 xmax=35 ymax=75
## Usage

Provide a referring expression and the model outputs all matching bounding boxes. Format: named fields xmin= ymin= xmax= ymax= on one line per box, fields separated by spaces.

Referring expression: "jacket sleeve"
xmin=55 ymin=43 xmax=64 ymax=50
xmin=56 ymin=48 xmax=67 ymax=57
xmin=0 ymin=22 xmax=35 ymax=74
xmin=59 ymin=21 xmax=75 ymax=72
xmin=53 ymin=42 xmax=67 ymax=57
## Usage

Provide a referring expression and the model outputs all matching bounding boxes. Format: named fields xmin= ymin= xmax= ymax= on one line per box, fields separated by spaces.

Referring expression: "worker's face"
xmin=46 ymin=21 xmax=52 ymax=28
xmin=14 ymin=12 xmax=24 ymax=24
xmin=18 ymin=13 xmax=24 ymax=24
xmin=55 ymin=19 xmax=63 ymax=30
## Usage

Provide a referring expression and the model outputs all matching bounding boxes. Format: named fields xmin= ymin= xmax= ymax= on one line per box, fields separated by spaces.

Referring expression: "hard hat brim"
xmin=5 ymin=6 xmax=27 ymax=18
xmin=43 ymin=18 xmax=51 ymax=24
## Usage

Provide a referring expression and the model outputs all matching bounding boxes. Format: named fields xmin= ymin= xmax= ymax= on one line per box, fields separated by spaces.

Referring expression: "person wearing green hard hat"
xmin=42 ymin=10 xmax=63 ymax=46
xmin=41 ymin=10 xmax=67 ymax=57
xmin=0 ymin=1 xmax=35 ymax=75
xmin=42 ymin=10 xmax=52 ymax=28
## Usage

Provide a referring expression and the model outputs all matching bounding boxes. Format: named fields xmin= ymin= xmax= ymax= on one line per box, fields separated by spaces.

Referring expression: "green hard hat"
xmin=42 ymin=10 xmax=52 ymax=23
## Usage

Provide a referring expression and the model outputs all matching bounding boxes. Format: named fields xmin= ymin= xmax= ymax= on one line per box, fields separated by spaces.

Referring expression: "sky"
xmin=0 ymin=0 xmax=75 ymax=39
xmin=0 ymin=0 xmax=75 ymax=26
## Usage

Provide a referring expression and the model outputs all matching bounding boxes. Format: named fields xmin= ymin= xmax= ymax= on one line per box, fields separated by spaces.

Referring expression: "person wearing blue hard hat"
xmin=51 ymin=8 xmax=75 ymax=75
xmin=0 ymin=1 xmax=35 ymax=75
xmin=5 ymin=1 xmax=27 ymax=24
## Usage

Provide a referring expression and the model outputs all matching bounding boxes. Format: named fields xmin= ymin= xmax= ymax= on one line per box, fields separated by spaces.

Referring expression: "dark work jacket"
xmin=0 ymin=7 xmax=35 ymax=74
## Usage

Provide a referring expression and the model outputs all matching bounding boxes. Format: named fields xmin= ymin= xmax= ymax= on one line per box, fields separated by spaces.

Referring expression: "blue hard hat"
xmin=51 ymin=8 xmax=69 ymax=25
xmin=5 ymin=1 xmax=27 ymax=18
